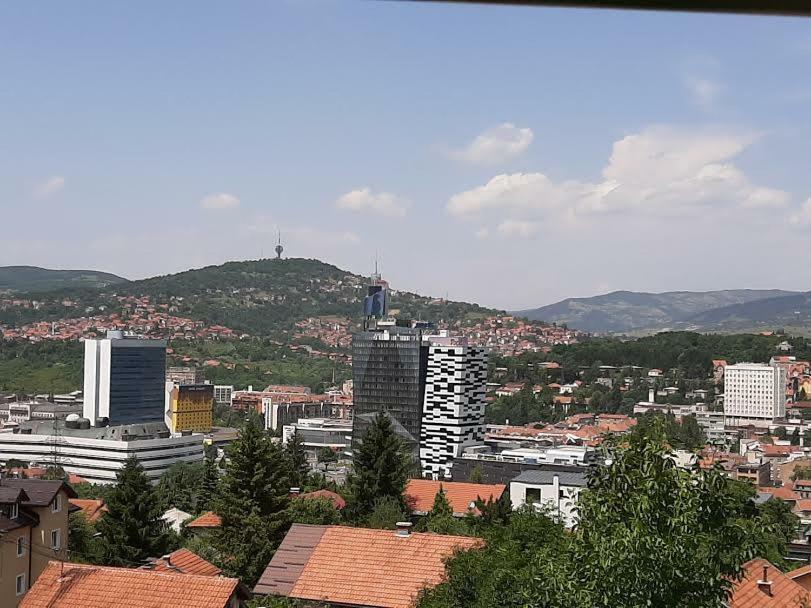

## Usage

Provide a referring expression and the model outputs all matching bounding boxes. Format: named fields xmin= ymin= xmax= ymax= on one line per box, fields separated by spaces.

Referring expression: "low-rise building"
xmin=166 ymin=366 xmax=203 ymax=386
xmin=404 ymin=479 xmax=505 ymax=517
xmin=0 ymin=479 xmax=76 ymax=607
xmin=509 ymin=469 xmax=588 ymax=528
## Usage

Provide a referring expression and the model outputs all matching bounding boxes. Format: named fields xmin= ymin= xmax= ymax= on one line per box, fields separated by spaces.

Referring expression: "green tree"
xmin=366 ymin=496 xmax=407 ymax=530
xmin=211 ymin=419 xmax=291 ymax=586
xmin=775 ymin=426 xmax=788 ymax=441
xmin=199 ymin=454 xmax=219 ymax=512
xmin=68 ymin=512 xmax=102 ymax=564
xmin=285 ymin=432 xmax=310 ymax=489
xmin=95 ymin=455 xmax=173 ymax=567
xmin=467 ymin=464 xmax=484 ymax=484
xmin=154 ymin=461 xmax=205 ymax=514
xmin=346 ymin=414 xmax=412 ymax=520
xmin=288 ymin=497 xmax=342 ymax=525
xmin=429 ymin=486 xmax=453 ymax=518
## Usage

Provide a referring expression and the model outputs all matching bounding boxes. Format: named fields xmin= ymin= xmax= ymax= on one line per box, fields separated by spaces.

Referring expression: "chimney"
xmin=395 ymin=522 xmax=413 ymax=537
xmin=757 ymin=565 xmax=773 ymax=597
xmin=290 ymin=487 xmax=301 ymax=497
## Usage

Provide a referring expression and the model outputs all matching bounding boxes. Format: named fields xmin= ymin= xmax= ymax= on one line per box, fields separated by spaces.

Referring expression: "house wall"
xmin=29 ymin=489 xmax=70 ymax=585
xmin=510 ymin=479 xmax=581 ymax=528
xmin=0 ymin=525 xmax=32 ymax=608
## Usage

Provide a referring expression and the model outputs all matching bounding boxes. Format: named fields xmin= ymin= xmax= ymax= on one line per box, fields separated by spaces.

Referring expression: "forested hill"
xmin=0 ymin=266 xmax=128 ymax=292
xmin=0 ymin=258 xmax=497 ymax=336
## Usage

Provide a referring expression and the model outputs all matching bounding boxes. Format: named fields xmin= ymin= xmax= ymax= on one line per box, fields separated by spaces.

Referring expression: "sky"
xmin=2 ymin=2 xmax=811 ymax=310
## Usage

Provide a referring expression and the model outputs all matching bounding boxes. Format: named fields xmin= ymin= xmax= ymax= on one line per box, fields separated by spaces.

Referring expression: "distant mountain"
xmin=0 ymin=266 xmax=128 ymax=292
xmin=680 ymin=291 xmax=811 ymax=332
xmin=515 ymin=289 xmax=798 ymax=334
xmin=0 ymin=258 xmax=497 ymax=336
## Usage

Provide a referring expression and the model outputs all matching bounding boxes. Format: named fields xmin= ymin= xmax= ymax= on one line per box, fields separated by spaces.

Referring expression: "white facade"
xmin=509 ymin=469 xmax=587 ymax=528
xmin=213 ymin=385 xmax=234 ymax=407
xmin=724 ymin=362 xmax=786 ymax=425
xmin=0 ymin=430 xmax=204 ymax=484
xmin=419 ymin=345 xmax=488 ymax=479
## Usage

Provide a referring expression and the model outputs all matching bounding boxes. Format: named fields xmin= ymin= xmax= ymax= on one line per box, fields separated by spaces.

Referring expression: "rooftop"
xmin=144 ymin=548 xmax=222 ymax=577
xmin=69 ymin=498 xmax=107 ymax=523
xmin=1 ymin=478 xmax=76 ymax=506
xmin=405 ymin=479 xmax=506 ymax=516
xmin=19 ymin=561 xmax=245 ymax=608
xmin=186 ymin=511 xmax=222 ymax=528
xmin=254 ymin=524 xmax=481 ymax=607
xmin=730 ymin=558 xmax=810 ymax=608
xmin=512 ymin=469 xmax=589 ymax=487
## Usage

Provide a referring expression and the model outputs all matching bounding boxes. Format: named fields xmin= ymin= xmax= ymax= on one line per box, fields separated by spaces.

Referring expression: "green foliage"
xmin=288 ymin=497 xmax=342 ymax=525
xmin=68 ymin=512 xmax=103 ymax=564
xmin=366 ymin=496 xmax=407 ymax=530
xmin=467 ymin=464 xmax=484 ymax=484
xmin=485 ymin=384 xmax=566 ymax=425
xmin=95 ymin=456 xmax=174 ymax=567
xmin=285 ymin=433 xmax=310 ymax=490
xmin=42 ymin=465 xmax=67 ymax=480
xmin=0 ymin=339 xmax=82 ymax=393
xmin=73 ymin=482 xmax=116 ymax=502
xmin=792 ymin=465 xmax=811 ymax=481
xmin=631 ymin=412 xmax=707 ymax=450
xmin=199 ymin=454 xmax=219 ymax=512
xmin=346 ymin=413 xmax=412 ymax=520
xmin=154 ymin=461 xmax=206 ymax=514
xmin=211 ymin=419 xmax=291 ymax=586
xmin=429 ymin=486 xmax=453 ymax=518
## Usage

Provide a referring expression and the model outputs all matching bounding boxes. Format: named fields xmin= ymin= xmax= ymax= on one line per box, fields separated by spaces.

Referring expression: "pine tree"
xmin=285 ymin=432 xmax=310 ymax=489
xmin=429 ymin=485 xmax=453 ymax=518
xmin=346 ymin=413 xmax=412 ymax=520
xmin=95 ymin=455 xmax=172 ymax=567
xmin=211 ymin=419 xmax=291 ymax=586
xmin=199 ymin=453 xmax=219 ymax=512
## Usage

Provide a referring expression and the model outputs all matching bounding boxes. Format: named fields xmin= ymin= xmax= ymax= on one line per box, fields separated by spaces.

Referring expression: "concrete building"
xmin=420 ymin=343 xmax=488 ymax=479
xmin=166 ymin=366 xmax=203 ymax=386
xmin=83 ymin=331 xmax=167 ymax=426
xmin=0 ymin=479 xmax=75 ymax=607
xmin=724 ymin=362 xmax=786 ymax=427
xmin=0 ymin=401 xmax=82 ymax=424
xmin=213 ymin=385 xmax=234 ymax=408
xmin=0 ymin=421 xmax=204 ymax=484
xmin=510 ymin=469 xmax=588 ymax=528
xmin=282 ymin=418 xmax=352 ymax=452
xmin=166 ymin=384 xmax=214 ymax=433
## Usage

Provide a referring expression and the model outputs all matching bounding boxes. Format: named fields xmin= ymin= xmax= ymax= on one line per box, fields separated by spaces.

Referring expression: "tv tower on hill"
xmin=275 ymin=230 xmax=284 ymax=259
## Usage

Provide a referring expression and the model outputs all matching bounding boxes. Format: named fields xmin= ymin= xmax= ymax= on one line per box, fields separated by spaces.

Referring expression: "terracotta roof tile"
xmin=148 ymin=548 xmax=222 ymax=577
xmin=187 ymin=511 xmax=222 ymax=528
xmin=69 ymin=499 xmax=107 ymax=523
xmin=256 ymin=524 xmax=481 ymax=608
xmin=730 ymin=558 xmax=811 ymax=608
xmin=19 ymin=561 xmax=241 ymax=608
xmin=405 ymin=480 xmax=505 ymax=516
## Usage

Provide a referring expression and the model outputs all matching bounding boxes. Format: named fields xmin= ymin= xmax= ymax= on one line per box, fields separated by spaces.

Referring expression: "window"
xmin=16 ymin=574 xmax=25 ymax=596
xmin=10 ymin=502 xmax=18 ymax=519
xmin=51 ymin=494 xmax=61 ymax=513
xmin=16 ymin=536 xmax=24 ymax=557
xmin=50 ymin=529 xmax=61 ymax=551
xmin=525 ymin=487 xmax=541 ymax=503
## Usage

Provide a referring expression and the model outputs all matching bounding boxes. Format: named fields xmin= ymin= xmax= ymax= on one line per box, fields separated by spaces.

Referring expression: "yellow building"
xmin=170 ymin=384 xmax=214 ymax=433
xmin=0 ymin=479 xmax=74 ymax=607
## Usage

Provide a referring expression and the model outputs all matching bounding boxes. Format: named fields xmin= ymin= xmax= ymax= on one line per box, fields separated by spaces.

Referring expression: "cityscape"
xmin=2 ymin=2 xmax=811 ymax=608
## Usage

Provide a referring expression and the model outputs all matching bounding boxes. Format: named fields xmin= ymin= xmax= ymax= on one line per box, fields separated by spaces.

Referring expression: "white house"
xmin=509 ymin=469 xmax=588 ymax=528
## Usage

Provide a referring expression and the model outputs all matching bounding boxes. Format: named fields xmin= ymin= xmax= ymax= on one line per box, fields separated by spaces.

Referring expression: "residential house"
xmin=729 ymin=558 xmax=810 ymax=607
xmin=68 ymin=499 xmax=107 ymax=524
xmin=794 ymin=479 xmax=811 ymax=499
xmin=19 ymin=561 xmax=248 ymax=608
xmin=186 ymin=511 xmax=222 ymax=536
xmin=404 ymin=479 xmax=505 ymax=517
xmin=254 ymin=523 xmax=481 ymax=607
xmin=162 ymin=507 xmax=194 ymax=534
xmin=0 ymin=479 xmax=76 ymax=607
xmin=510 ymin=469 xmax=588 ymax=528
xmin=141 ymin=548 xmax=222 ymax=576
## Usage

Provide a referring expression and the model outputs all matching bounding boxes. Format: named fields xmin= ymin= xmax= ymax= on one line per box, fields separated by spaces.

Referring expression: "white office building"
xmin=0 ymin=420 xmax=204 ymax=484
xmin=510 ymin=469 xmax=588 ymax=528
xmin=83 ymin=331 xmax=168 ymax=426
xmin=723 ymin=362 xmax=786 ymax=427
xmin=419 ymin=344 xmax=488 ymax=479
xmin=213 ymin=385 xmax=234 ymax=408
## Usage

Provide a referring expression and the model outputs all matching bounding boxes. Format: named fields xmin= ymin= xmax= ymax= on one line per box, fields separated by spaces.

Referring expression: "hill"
xmin=0 ymin=258 xmax=497 ymax=337
xmin=680 ymin=291 xmax=811 ymax=332
xmin=516 ymin=289 xmax=797 ymax=334
xmin=0 ymin=266 xmax=128 ymax=292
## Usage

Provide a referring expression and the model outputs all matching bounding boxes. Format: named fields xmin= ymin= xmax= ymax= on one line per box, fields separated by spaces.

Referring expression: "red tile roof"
xmin=255 ymin=524 xmax=481 ymax=608
xmin=405 ymin=479 xmax=506 ymax=516
xmin=297 ymin=489 xmax=346 ymax=510
xmin=147 ymin=548 xmax=222 ymax=577
xmin=730 ymin=558 xmax=810 ymax=608
xmin=19 ymin=561 xmax=243 ymax=608
xmin=186 ymin=511 xmax=222 ymax=528
xmin=760 ymin=485 xmax=802 ymax=502
xmin=69 ymin=499 xmax=107 ymax=523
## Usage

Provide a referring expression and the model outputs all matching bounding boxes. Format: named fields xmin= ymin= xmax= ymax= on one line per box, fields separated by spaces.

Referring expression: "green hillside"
xmin=0 ymin=266 xmax=128 ymax=292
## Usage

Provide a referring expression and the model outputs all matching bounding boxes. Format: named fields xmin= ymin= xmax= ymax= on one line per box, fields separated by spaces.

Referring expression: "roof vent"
xmin=290 ymin=487 xmax=301 ymax=496
xmin=757 ymin=565 xmax=773 ymax=597
xmin=395 ymin=521 xmax=412 ymax=537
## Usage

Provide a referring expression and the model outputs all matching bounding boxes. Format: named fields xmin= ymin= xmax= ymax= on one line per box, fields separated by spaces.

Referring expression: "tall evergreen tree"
xmin=285 ymin=432 xmax=310 ymax=489
xmin=429 ymin=485 xmax=453 ymax=518
xmin=199 ymin=453 xmax=219 ymax=512
xmin=211 ymin=419 xmax=291 ymax=586
xmin=346 ymin=413 xmax=412 ymax=519
xmin=95 ymin=455 xmax=172 ymax=566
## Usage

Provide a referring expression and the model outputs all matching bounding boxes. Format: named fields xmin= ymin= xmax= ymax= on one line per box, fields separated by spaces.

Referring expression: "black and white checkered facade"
xmin=419 ymin=346 xmax=488 ymax=479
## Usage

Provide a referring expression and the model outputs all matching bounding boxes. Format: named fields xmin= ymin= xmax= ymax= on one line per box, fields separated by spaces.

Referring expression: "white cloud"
xmin=449 ymin=123 xmax=533 ymax=166
xmin=342 ymin=231 xmax=360 ymax=243
xmin=447 ymin=126 xmax=790 ymax=230
xmin=335 ymin=187 xmax=407 ymax=217
xmin=34 ymin=176 xmax=65 ymax=198
xmin=497 ymin=219 xmax=539 ymax=238
xmin=684 ymin=75 xmax=722 ymax=109
xmin=791 ymin=198 xmax=811 ymax=226
xmin=200 ymin=192 xmax=240 ymax=209
xmin=474 ymin=227 xmax=489 ymax=239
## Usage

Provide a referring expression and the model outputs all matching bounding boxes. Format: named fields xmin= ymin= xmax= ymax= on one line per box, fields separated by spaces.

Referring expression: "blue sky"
xmin=2 ymin=2 xmax=811 ymax=309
